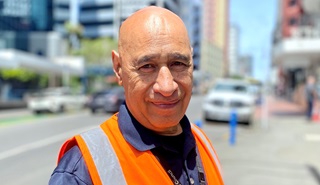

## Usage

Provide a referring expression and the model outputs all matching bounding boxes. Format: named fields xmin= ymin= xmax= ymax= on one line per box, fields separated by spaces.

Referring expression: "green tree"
xmin=75 ymin=37 xmax=118 ymax=64
xmin=0 ymin=69 xmax=48 ymax=88
xmin=64 ymin=21 xmax=84 ymax=52
xmin=0 ymin=69 xmax=37 ymax=82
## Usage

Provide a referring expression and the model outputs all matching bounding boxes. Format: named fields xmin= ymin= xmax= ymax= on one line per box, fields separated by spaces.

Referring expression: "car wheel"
xmin=244 ymin=120 xmax=251 ymax=126
xmin=33 ymin=110 xmax=41 ymax=115
xmin=244 ymin=117 xmax=253 ymax=126
xmin=58 ymin=105 xmax=65 ymax=113
xmin=203 ymin=111 xmax=211 ymax=121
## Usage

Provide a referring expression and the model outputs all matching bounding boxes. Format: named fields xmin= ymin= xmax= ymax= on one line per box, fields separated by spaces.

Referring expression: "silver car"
xmin=202 ymin=79 xmax=256 ymax=125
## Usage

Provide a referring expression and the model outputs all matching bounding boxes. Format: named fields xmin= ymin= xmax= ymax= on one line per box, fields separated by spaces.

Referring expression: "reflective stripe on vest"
xmin=80 ymin=127 xmax=127 ymax=185
xmin=191 ymin=124 xmax=223 ymax=175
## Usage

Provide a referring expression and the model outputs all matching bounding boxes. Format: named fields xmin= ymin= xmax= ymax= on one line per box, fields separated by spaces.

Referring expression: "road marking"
xmin=0 ymin=114 xmax=53 ymax=127
xmin=0 ymin=126 xmax=96 ymax=161
xmin=305 ymin=134 xmax=320 ymax=142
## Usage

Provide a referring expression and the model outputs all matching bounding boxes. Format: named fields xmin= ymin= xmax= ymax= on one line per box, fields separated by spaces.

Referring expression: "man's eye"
xmin=141 ymin=64 xmax=154 ymax=69
xmin=138 ymin=64 xmax=155 ymax=73
xmin=172 ymin=62 xmax=186 ymax=66
xmin=171 ymin=61 xmax=189 ymax=68
xmin=171 ymin=61 xmax=189 ymax=72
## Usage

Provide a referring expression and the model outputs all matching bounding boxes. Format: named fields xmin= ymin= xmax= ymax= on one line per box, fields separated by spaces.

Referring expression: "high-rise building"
xmin=0 ymin=0 xmax=53 ymax=31
xmin=200 ymin=0 xmax=229 ymax=82
xmin=228 ymin=25 xmax=239 ymax=76
xmin=0 ymin=0 xmax=65 ymax=57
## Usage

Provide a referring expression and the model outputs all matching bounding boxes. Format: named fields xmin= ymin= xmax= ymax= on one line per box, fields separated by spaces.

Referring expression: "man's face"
xmin=114 ymin=16 xmax=193 ymax=133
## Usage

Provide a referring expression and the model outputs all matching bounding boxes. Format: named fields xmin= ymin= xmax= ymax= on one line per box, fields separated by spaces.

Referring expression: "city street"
xmin=0 ymin=94 xmax=319 ymax=185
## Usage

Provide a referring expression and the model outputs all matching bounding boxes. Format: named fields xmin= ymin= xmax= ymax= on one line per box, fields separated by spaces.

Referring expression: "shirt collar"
xmin=118 ymin=103 xmax=196 ymax=153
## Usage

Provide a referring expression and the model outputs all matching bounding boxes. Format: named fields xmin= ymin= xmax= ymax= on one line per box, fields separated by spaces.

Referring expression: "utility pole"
xmin=70 ymin=0 xmax=80 ymax=50
xmin=114 ymin=0 xmax=122 ymax=39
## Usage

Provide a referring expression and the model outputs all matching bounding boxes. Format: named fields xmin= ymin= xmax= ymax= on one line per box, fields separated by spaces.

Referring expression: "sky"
xmin=230 ymin=0 xmax=278 ymax=82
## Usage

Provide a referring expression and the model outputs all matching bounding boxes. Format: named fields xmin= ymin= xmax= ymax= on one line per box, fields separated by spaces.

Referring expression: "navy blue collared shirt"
xmin=49 ymin=104 xmax=204 ymax=185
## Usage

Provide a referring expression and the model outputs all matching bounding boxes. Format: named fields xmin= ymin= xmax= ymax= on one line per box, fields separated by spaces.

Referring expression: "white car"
xmin=202 ymin=79 xmax=256 ymax=125
xmin=27 ymin=87 xmax=87 ymax=114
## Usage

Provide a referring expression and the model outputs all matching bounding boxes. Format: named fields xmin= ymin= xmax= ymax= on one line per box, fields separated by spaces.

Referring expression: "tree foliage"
xmin=72 ymin=37 xmax=118 ymax=64
xmin=0 ymin=69 xmax=37 ymax=82
xmin=0 ymin=68 xmax=48 ymax=88
xmin=64 ymin=21 xmax=83 ymax=37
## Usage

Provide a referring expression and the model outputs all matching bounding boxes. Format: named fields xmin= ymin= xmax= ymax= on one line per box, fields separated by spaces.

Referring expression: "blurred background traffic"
xmin=0 ymin=0 xmax=320 ymax=185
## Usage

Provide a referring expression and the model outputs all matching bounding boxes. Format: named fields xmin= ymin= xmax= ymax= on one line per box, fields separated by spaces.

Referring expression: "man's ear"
xmin=112 ymin=50 xmax=123 ymax=86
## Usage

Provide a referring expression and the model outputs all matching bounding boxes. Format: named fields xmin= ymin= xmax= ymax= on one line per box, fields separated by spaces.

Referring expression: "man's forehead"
xmin=119 ymin=7 xmax=184 ymax=38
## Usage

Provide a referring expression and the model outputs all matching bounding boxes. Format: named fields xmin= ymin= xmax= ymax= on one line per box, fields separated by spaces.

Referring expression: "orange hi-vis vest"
xmin=58 ymin=114 xmax=224 ymax=185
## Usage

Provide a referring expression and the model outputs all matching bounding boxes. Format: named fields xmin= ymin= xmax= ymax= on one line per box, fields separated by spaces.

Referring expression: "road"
xmin=0 ymin=111 xmax=107 ymax=185
xmin=0 ymin=94 xmax=319 ymax=185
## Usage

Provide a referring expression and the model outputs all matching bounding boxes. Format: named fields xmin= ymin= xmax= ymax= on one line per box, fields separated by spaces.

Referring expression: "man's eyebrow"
xmin=136 ymin=54 xmax=160 ymax=65
xmin=168 ymin=53 xmax=190 ymax=61
xmin=135 ymin=53 xmax=190 ymax=65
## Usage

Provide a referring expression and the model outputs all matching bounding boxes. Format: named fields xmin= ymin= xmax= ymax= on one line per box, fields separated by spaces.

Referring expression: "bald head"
xmin=118 ymin=6 xmax=191 ymax=54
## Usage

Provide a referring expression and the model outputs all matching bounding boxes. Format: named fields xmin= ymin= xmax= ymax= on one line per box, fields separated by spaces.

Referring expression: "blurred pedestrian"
xmin=305 ymin=75 xmax=317 ymax=121
xmin=49 ymin=6 xmax=224 ymax=185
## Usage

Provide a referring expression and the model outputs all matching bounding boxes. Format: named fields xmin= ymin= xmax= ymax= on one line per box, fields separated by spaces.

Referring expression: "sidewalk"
xmin=254 ymin=95 xmax=306 ymax=119
xmin=213 ymin=95 xmax=320 ymax=185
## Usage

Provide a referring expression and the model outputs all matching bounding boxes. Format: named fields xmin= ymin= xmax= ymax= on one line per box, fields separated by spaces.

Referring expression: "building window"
xmin=81 ymin=20 xmax=113 ymax=26
xmin=81 ymin=4 xmax=113 ymax=11
xmin=288 ymin=18 xmax=297 ymax=25
xmin=288 ymin=0 xmax=297 ymax=6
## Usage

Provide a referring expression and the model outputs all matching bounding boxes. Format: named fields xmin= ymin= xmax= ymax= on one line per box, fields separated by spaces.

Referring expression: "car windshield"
xmin=32 ymin=91 xmax=62 ymax=97
xmin=31 ymin=88 xmax=71 ymax=97
xmin=93 ymin=87 xmax=124 ymax=97
xmin=213 ymin=83 xmax=248 ymax=93
xmin=94 ymin=90 xmax=110 ymax=96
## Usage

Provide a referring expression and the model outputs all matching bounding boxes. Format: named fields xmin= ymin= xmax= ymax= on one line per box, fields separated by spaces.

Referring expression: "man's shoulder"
xmin=57 ymin=146 xmax=84 ymax=171
xmin=49 ymin=146 xmax=92 ymax=185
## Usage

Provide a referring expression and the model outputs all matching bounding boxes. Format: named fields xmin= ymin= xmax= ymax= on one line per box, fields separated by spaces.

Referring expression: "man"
xmin=305 ymin=75 xmax=317 ymax=121
xmin=49 ymin=6 xmax=224 ymax=185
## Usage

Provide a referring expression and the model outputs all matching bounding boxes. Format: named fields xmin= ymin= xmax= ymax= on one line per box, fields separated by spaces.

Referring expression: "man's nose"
xmin=153 ymin=67 xmax=178 ymax=96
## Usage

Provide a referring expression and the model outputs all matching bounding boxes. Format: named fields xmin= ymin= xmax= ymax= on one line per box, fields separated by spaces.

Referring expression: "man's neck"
xmin=154 ymin=124 xmax=183 ymax=136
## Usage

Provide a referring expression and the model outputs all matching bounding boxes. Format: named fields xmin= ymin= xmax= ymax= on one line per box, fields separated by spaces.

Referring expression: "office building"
xmin=228 ymin=25 xmax=239 ymax=76
xmin=200 ymin=0 xmax=229 ymax=82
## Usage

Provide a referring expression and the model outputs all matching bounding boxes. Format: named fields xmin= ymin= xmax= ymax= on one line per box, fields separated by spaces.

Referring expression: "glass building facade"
xmin=0 ymin=0 xmax=53 ymax=31
xmin=0 ymin=0 xmax=54 ymax=55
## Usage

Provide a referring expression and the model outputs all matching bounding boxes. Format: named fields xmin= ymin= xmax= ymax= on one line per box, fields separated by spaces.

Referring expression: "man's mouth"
xmin=152 ymin=100 xmax=179 ymax=109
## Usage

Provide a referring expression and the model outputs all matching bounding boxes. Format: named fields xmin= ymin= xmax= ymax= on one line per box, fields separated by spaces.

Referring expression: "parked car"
xmin=87 ymin=86 xmax=125 ymax=114
xmin=202 ymin=78 xmax=256 ymax=125
xmin=27 ymin=87 xmax=87 ymax=114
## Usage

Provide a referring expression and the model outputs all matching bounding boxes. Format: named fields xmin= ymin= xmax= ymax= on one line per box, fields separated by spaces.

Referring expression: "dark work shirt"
xmin=49 ymin=103 xmax=204 ymax=185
